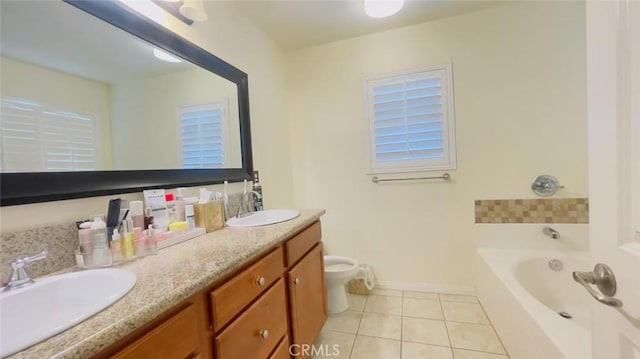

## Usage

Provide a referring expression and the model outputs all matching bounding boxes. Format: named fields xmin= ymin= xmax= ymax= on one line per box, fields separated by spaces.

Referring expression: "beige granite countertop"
xmin=9 ymin=209 xmax=325 ymax=359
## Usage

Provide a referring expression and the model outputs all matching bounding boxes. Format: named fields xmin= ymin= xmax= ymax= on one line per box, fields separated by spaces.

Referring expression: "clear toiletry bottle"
xmin=111 ymin=229 xmax=123 ymax=262
xmin=185 ymin=204 xmax=195 ymax=231
xmin=122 ymin=218 xmax=135 ymax=259
xmin=253 ymin=171 xmax=263 ymax=211
xmin=90 ymin=216 xmax=112 ymax=267
xmin=146 ymin=225 xmax=159 ymax=255
xmin=133 ymin=227 xmax=146 ymax=257
xmin=175 ymin=187 xmax=186 ymax=222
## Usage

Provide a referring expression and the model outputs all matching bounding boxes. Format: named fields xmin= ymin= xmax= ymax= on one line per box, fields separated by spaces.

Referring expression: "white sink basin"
xmin=226 ymin=209 xmax=300 ymax=227
xmin=0 ymin=268 xmax=136 ymax=357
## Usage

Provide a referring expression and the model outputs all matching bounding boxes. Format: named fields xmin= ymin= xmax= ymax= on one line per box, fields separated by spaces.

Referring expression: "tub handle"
xmin=572 ymin=263 xmax=623 ymax=308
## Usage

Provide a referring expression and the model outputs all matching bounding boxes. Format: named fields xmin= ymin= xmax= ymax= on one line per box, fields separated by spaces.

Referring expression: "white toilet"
xmin=324 ymin=256 xmax=360 ymax=314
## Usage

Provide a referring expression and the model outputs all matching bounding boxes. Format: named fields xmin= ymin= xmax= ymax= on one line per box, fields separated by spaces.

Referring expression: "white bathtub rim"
xmin=477 ymin=248 xmax=591 ymax=359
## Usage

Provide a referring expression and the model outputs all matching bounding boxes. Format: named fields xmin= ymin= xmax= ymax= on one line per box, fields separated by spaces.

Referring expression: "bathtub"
xmin=476 ymin=249 xmax=591 ymax=359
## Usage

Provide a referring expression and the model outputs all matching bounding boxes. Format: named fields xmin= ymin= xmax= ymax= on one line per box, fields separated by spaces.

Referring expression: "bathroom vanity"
xmin=8 ymin=210 xmax=326 ymax=359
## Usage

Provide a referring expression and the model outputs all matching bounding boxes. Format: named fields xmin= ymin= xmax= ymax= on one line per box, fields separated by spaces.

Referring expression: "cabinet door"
xmin=113 ymin=304 xmax=199 ymax=359
xmin=288 ymin=243 xmax=326 ymax=355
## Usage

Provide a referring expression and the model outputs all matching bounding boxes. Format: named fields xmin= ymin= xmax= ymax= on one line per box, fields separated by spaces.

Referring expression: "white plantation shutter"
xmin=179 ymin=103 xmax=227 ymax=169
xmin=366 ymin=65 xmax=456 ymax=173
xmin=0 ymin=98 xmax=96 ymax=172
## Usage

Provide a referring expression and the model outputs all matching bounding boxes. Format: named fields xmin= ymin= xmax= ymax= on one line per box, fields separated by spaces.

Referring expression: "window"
xmin=178 ymin=102 xmax=228 ymax=169
xmin=0 ymin=98 xmax=96 ymax=172
xmin=365 ymin=64 xmax=456 ymax=174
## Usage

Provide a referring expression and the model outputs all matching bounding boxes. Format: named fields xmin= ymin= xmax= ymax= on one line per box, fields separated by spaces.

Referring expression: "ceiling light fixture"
xmin=364 ymin=0 xmax=404 ymax=18
xmin=153 ymin=48 xmax=182 ymax=63
xmin=179 ymin=0 xmax=208 ymax=22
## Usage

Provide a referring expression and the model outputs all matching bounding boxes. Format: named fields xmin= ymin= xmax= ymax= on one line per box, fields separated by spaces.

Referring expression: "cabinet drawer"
xmin=210 ymin=247 xmax=284 ymax=331
xmin=285 ymin=221 xmax=321 ymax=266
xmin=113 ymin=304 xmax=199 ymax=359
xmin=215 ymin=279 xmax=288 ymax=359
xmin=270 ymin=336 xmax=291 ymax=359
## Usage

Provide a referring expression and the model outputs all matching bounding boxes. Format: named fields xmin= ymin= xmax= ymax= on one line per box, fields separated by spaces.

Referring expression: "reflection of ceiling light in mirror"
xmin=117 ymin=0 xmax=169 ymax=26
xmin=364 ymin=0 xmax=404 ymax=18
xmin=153 ymin=48 xmax=182 ymax=63
xmin=179 ymin=0 xmax=208 ymax=22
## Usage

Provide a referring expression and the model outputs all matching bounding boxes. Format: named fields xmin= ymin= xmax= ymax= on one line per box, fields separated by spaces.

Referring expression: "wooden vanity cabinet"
xmin=283 ymin=221 xmax=326 ymax=357
xmin=287 ymin=243 xmax=326 ymax=358
xmin=97 ymin=220 xmax=326 ymax=359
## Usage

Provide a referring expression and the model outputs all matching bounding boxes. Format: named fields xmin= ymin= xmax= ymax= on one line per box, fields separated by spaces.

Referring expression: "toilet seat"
xmin=324 ymin=256 xmax=358 ymax=273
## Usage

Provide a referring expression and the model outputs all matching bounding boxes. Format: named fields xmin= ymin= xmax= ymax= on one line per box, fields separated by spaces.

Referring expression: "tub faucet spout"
xmin=543 ymin=227 xmax=560 ymax=239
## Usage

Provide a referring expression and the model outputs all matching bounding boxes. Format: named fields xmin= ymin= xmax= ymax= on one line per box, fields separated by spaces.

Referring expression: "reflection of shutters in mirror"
xmin=179 ymin=103 xmax=227 ymax=169
xmin=0 ymin=98 xmax=96 ymax=172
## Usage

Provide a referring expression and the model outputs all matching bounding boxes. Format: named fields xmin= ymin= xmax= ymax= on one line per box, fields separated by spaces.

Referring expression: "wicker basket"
xmin=346 ymin=278 xmax=370 ymax=296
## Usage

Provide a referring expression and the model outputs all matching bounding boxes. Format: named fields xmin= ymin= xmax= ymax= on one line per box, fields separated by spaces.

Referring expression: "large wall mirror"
xmin=0 ymin=0 xmax=253 ymax=206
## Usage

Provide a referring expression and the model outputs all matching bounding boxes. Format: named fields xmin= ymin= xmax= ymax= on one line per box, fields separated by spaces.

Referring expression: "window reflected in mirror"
xmin=0 ymin=0 xmax=242 ymax=173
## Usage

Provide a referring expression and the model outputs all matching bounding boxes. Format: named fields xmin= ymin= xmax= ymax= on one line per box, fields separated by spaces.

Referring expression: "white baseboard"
xmin=375 ymin=281 xmax=476 ymax=296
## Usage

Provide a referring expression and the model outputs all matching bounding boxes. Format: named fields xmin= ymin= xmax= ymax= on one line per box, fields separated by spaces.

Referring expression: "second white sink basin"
xmin=0 ymin=268 xmax=136 ymax=358
xmin=226 ymin=209 xmax=300 ymax=227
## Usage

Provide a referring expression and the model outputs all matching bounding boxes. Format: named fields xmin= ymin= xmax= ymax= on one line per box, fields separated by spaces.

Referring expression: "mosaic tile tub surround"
xmin=475 ymin=198 xmax=589 ymax=224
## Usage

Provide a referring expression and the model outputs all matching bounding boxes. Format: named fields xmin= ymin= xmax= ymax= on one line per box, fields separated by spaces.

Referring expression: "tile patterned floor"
xmin=313 ymin=289 xmax=509 ymax=359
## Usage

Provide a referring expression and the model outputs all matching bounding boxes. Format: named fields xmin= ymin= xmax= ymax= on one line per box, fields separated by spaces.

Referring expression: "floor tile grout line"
xmin=399 ymin=338 xmax=452 ymax=348
xmin=349 ymin=295 xmax=368 ymax=359
xmin=437 ymin=293 xmax=455 ymax=359
xmin=475 ymin=298 xmax=510 ymax=357
xmin=451 ymin=347 xmax=510 ymax=357
xmin=356 ymin=333 xmax=402 ymax=342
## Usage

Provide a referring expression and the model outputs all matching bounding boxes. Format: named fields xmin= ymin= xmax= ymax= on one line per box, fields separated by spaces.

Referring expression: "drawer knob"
xmin=256 ymin=276 xmax=266 ymax=286
xmin=259 ymin=329 xmax=270 ymax=339
xmin=292 ymin=278 xmax=300 ymax=285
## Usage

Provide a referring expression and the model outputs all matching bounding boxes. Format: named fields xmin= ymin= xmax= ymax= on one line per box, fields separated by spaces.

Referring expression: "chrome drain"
xmin=548 ymin=259 xmax=564 ymax=271
xmin=558 ymin=311 xmax=572 ymax=319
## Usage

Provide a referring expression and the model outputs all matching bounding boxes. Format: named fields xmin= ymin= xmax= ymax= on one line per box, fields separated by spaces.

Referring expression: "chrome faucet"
xmin=543 ymin=227 xmax=560 ymax=239
xmin=3 ymin=251 xmax=48 ymax=291
xmin=237 ymin=191 xmax=263 ymax=218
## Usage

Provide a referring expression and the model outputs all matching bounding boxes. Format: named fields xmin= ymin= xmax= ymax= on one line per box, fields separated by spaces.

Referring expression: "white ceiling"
xmin=0 ymin=1 xmax=192 ymax=85
xmin=225 ymin=0 xmax=505 ymax=51
xmin=0 ymin=1 xmax=504 ymax=83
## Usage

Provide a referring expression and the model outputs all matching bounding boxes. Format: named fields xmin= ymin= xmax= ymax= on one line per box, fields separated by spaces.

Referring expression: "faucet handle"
xmin=4 ymin=251 xmax=48 ymax=291
xmin=12 ymin=251 xmax=48 ymax=268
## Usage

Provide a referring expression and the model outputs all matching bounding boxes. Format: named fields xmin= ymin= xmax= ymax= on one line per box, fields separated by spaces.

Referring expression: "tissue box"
xmin=194 ymin=201 xmax=225 ymax=232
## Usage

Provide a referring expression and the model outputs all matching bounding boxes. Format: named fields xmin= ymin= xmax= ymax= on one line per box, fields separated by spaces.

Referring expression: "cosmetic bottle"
xmin=253 ymin=171 xmax=263 ymax=211
xmin=146 ymin=225 xmax=159 ymax=255
xmin=111 ymin=229 xmax=123 ymax=262
xmin=133 ymin=227 xmax=146 ymax=257
xmin=144 ymin=207 xmax=154 ymax=229
xmin=175 ymin=187 xmax=187 ymax=222
xmin=78 ymin=225 xmax=94 ymax=267
xmin=166 ymin=193 xmax=177 ymax=223
xmin=185 ymin=204 xmax=195 ymax=231
xmin=130 ymin=201 xmax=144 ymax=230
xmin=90 ymin=216 xmax=112 ymax=267
xmin=122 ymin=218 xmax=135 ymax=259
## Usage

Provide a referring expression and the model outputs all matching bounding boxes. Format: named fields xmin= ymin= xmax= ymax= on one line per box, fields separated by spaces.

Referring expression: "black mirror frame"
xmin=0 ymin=0 xmax=253 ymax=206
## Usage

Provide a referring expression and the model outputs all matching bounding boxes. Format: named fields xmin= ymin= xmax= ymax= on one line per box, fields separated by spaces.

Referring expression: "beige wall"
xmin=0 ymin=56 xmax=113 ymax=170
xmin=0 ymin=3 xmax=293 ymax=233
xmin=286 ymin=2 xmax=587 ymax=288
xmin=110 ymin=68 xmax=241 ymax=170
